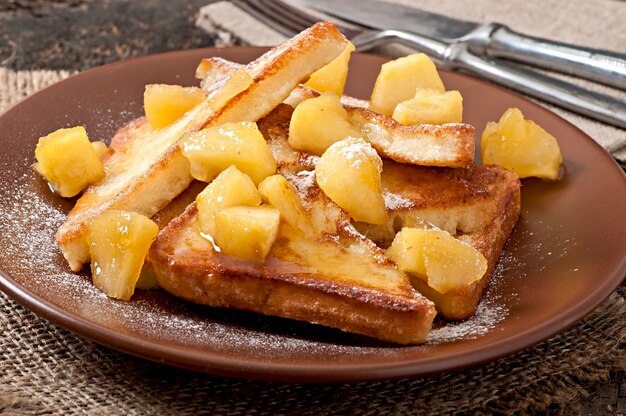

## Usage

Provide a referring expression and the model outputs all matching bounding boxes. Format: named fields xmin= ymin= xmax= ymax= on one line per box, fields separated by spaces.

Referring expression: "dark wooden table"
xmin=1 ymin=1 xmax=623 ymax=414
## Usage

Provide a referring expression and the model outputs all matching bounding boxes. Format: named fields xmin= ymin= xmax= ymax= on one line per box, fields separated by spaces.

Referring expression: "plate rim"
xmin=1 ymin=46 xmax=625 ymax=383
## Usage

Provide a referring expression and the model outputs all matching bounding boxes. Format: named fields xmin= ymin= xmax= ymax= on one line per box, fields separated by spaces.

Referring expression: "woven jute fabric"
xmin=0 ymin=64 xmax=625 ymax=414
xmin=1 ymin=288 xmax=624 ymax=415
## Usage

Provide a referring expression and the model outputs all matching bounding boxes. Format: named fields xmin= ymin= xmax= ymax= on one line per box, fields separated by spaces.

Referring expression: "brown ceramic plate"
xmin=1 ymin=47 xmax=625 ymax=382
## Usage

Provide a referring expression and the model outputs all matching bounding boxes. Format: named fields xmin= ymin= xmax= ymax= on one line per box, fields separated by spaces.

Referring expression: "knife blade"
xmin=296 ymin=0 xmax=626 ymax=90
xmin=297 ymin=0 xmax=478 ymax=40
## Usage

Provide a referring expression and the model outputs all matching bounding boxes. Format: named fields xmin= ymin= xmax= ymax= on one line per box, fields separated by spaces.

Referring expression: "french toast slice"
xmin=360 ymin=164 xmax=521 ymax=319
xmin=197 ymin=58 xmax=475 ymax=168
xmin=357 ymin=161 xmax=501 ymax=240
xmin=149 ymin=176 xmax=437 ymax=344
xmin=256 ymin=102 xmax=520 ymax=319
xmin=56 ymin=22 xmax=348 ymax=271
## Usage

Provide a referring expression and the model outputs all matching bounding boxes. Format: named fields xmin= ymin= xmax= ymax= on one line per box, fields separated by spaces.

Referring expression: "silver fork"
xmin=232 ymin=0 xmax=404 ymax=52
xmin=232 ymin=0 xmax=626 ymax=130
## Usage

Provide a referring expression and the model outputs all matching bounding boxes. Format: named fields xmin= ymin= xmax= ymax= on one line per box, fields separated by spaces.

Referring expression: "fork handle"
xmin=483 ymin=24 xmax=626 ymax=90
xmin=450 ymin=43 xmax=626 ymax=128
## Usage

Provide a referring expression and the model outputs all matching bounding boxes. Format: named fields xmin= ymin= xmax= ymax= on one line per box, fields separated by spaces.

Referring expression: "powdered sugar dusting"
xmin=383 ymin=192 xmax=414 ymax=210
xmin=0 ymin=168 xmax=67 ymax=276
xmin=284 ymin=169 xmax=316 ymax=197
xmin=327 ymin=137 xmax=381 ymax=172
xmin=427 ymin=297 xmax=508 ymax=344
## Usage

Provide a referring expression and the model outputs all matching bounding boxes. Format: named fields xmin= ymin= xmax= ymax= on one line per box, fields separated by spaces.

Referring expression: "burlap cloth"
xmin=2 ymin=1 xmax=626 ymax=414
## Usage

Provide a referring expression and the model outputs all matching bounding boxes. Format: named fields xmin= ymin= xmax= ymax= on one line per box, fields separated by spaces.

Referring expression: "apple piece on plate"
xmin=86 ymin=210 xmax=159 ymax=301
xmin=34 ymin=126 xmax=105 ymax=198
xmin=482 ymin=107 xmax=562 ymax=180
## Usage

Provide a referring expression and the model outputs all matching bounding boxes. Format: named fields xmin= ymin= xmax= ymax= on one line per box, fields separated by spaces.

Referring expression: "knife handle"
xmin=484 ymin=24 xmax=626 ymax=90
xmin=451 ymin=43 xmax=626 ymax=128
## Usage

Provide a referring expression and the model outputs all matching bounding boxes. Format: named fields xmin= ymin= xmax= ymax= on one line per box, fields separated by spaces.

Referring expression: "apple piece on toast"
xmin=56 ymin=22 xmax=348 ymax=271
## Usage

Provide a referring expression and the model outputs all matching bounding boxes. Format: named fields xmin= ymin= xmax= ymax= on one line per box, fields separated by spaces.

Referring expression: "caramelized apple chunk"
xmin=144 ymin=84 xmax=206 ymax=130
xmin=180 ymin=121 xmax=277 ymax=184
xmin=258 ymin=174 xmax=312 ymax=235
xmin=213 ymin=205 xmax=280 ymax=262
xmin=481 ymin=107 xmax=562 ymax=180
xmin=34 ymin=126 xmax=105 ymax=198
xmin=196 ymin=165 xmax=262 ymax=236
xmin=316 ymin=137 xmax=387 ymax=224
xmin=91 ymin=141 xmax=110 ymax=160
xmin=393 ymin=89 xmax=463 ymax=125
xmin=86 ymin=210 xmax=159 ymax=300
xmin=370 ymin=53 xmax=445 ymax=115
xmin=288 ymin=92 xmax=361 ymax=155
xmin=386 ymin=228 xmax=487 ymax=294
xmin=305 ymin=42 xmax=355 ymax=96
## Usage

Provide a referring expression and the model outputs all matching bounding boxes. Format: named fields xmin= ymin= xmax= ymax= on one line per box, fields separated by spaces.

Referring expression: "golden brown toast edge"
xmin=149 ymin=201 xmax=436 ymax=345
xmin=55 ymin=22 xmax=348 ymax=271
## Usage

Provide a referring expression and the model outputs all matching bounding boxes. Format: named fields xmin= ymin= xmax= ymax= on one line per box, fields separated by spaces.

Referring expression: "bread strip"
xmin=198 ymin=57 xmax=475 ymax=168
xmin=56 ymin=22 xmax=348 ymax=271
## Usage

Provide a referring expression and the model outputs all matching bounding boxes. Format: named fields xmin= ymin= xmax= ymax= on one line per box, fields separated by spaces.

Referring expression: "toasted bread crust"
xmin=346 ymin=107 xmax=475 ymax=167
xmin=56 ymin=22 xmax=348 ymax=271
xmin=149 ymin=203 xmax=436 ymax=344
xmin=196 ymin=57 xmax=242 ymax=89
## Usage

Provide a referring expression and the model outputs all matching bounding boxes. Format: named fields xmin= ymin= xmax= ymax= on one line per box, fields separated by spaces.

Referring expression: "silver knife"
xmin=298 ymin=0 xmax=626 ymax=91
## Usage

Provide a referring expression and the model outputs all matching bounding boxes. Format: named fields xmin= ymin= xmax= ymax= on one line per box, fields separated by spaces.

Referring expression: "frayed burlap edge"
xmin=0 ymin=69 xmax=624 ymax=415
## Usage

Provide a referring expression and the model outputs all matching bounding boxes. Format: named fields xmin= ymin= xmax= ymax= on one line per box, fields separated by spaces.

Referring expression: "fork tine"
xmin=232 ymin=0 xmax=299 ymax=37
xmin=236 ymin=0 xmax=363 ymax=40
xmin=254 ymin=0 xmax=319 ymax=32
xmin=276 ymin=0 xmax=365 ymax=39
